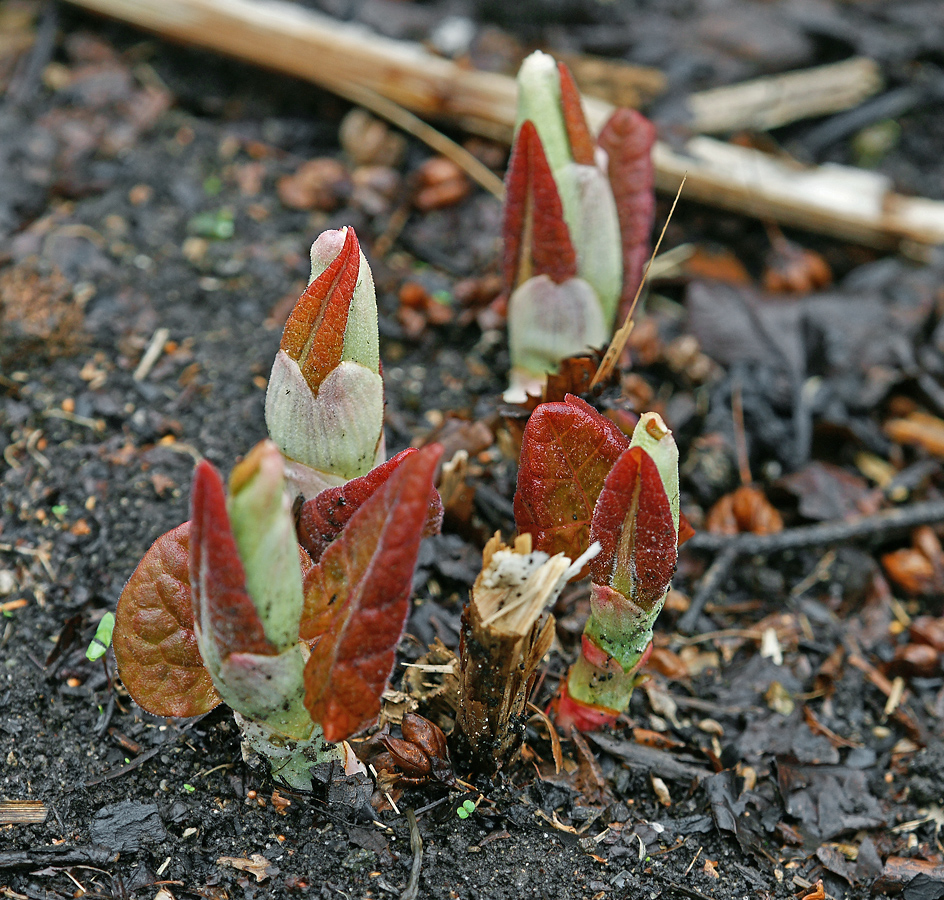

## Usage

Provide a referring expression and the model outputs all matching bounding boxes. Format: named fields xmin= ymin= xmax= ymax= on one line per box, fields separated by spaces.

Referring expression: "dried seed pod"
xmin=401 ymin=712 xmax=448 ymax=761
xmin=380 ymin=736 xmax=433 ymax=778
xmin=379 ymin=714 xmax=455 ymax=786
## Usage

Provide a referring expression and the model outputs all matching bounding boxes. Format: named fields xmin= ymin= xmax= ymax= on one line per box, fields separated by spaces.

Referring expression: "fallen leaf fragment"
xmin=217 ymin=854 xmax=272 ymax=883
xmin=706 ymin=485 xmax=782 ymax=535
xmin=885 ymin=411 xmax=944 ymax=458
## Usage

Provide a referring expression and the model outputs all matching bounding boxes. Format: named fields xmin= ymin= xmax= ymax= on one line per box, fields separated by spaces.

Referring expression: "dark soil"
xmin=2 ymin=2 xmax=944 ymax=899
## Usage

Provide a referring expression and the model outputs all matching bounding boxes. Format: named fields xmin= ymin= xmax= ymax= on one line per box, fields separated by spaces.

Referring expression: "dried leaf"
xmin=542 ymin=354 xmax=601 ymax=402
xmin=763 ymin=236 xmax=832 ymax=294
xmin=589 ymin=446 xmax=677 ymax=606
xmin=217 ymin=854 xmax=272 ymax=883
xmin=706 ymin=485 xmax=782 ymax=535
xmin=514 ymin=394 xmax=628 ymax=569
xmin=114 ymin=522 xmax=221 ymax=718
xmin=597 ymin=108 xmax=656 ymax=316
xmin=297 ymin=448 xmax=443 ymax=563
xmin=884 ymin=411 xmax=944 ymax=458
xmin=502 ymin=120 xmax=577 ymax=291
xmin=279 ymin=226 xmax=358 ymax=392
xmin=302 ymin=445 xmax=442 ymax=742
xmin=881 ymin=547 xmax=941 ymax=596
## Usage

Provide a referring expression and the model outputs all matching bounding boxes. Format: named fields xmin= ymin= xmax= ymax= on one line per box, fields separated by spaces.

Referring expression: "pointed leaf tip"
xmin=279 ymin=226 xmax=359 ymax=392
xmin=190 ymin=460 xmax=277 ymax=660
xmin=503 ymin=121 xmax=577 ymax=292
xmin=302 ymin=444 xmax=443 ymax=742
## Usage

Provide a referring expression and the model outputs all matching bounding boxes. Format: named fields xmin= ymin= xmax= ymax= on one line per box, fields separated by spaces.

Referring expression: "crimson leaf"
xmin=301 ymin=444 xmax=442 ymax=743
xmin=279 ymin=226 xmax=358 ymax=392
xmin=556 ymin=61 xmax=596 ymax=166
xmin=502 ymin=120 xmax=577 ymax=291
xmin=597 ymin=109 xmax=656 ymax=319
xmin=514 ymin=394 xmax=628 ymax=568
xmin=298 ymin=448 xmax=444 ymax=563
xmin=589 ymin=445 xmax=677 ymax=608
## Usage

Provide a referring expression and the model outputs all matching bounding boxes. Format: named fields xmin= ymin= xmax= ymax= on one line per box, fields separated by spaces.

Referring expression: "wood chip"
xmin=0 ymin=801 xmax=48 ymax=825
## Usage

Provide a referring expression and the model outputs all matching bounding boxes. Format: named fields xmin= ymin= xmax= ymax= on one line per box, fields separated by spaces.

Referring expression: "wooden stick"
xmin=685 ymin=57 xmax=883 ymax=135
xmin=66 ymin=0 xmax=944 ymax=249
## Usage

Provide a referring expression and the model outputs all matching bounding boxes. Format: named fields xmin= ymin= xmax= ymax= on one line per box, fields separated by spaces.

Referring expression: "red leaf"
xmin=514 ymin=394 xmax=628 ymax=568
xmin=279 ymin=227 xmax=359 ymax=392
xmin=597 ymin=109 xmax=656 ymax=319
xmin=190 ymin=460 xmax=278 ymax=659
xmin=298 ymin=448 xmax=444 ymax=563
xmin=114 ymin=522 xmax=221 ymax=717
xmin=557 ymin=61 xmax=596 ymax=166
xmin=502 ymin=120 xmax=577 ymax=291
xmin=302 ymin=444 xmax=443 ymax=743
xmin=589 ymin=446 xmax=677 ymax=609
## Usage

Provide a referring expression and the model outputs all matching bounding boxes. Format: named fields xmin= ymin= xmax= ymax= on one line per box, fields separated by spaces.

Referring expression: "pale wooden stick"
xmin=685 ymin=57 xmax=883 ymax=135
xmin=66 ymin=0 xmax=944 ymax=249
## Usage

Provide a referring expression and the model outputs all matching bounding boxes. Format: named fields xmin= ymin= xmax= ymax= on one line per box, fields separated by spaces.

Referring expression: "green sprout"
xmin=86 ymin=612 xmax=115 ymax=662
xmin=456 ymin=799 xmax=476 ymax=819
xmin=183 ymin=784 xmax=196 ymax=793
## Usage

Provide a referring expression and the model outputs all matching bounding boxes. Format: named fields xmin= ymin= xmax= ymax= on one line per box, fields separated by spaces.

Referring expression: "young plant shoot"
xmin=115 ymin=441 xmax=442 ymax=788
xmin=265 ymin=226 xmax=384 ymax=500
xmin=503 ymin=51 xmax=656 ymax=400
xmin=113 ymin=227 xmax=444 ymax=788
xmin=514 ymin=395 xmax=683 ymax=730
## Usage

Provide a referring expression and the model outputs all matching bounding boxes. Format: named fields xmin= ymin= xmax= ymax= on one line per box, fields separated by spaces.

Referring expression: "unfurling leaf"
xmin=279 ymin=227 xmax=359 ymax=392
xmin=589 ymin=445 xmax=677 ymax=607
xmin=597 ymin=108 xmax=656 ymax=317
xmin=502 ymin=120 xmax=577 ymax=291
xmin=190 ymin=460 xmax=279 ymax=667
xmin=298 ymin=448 xmax=444 ymax=563
xmin=114 ymin=523 xmax=221 ymax=718
xmin=514 ymin=394 xmax=627 ymax=570
xmin=302 ymin=444 xmax=443 ymax=743
xmin=265 ymin=227 xmax=384 ymax=496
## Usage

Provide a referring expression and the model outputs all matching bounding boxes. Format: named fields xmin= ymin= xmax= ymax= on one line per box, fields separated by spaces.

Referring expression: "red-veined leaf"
xmin=301 ymin=444 xmax=442 ymax=743
xmin=279 ymin=226 xmax=358 ymax=392
xmin=597 ymin=109 xmax=656 ymax=319
xmin=297 ymin=448 xmax=444 ymax=563
xmin=557 ymin=61 xmax=596 ymax=166
xmin=190 ymin=460 xmax=278 ymax=659
xmin=514 ymin=394 xmax=628 ymax=570
xmin=589 ymin=445 xmax=677 ymax=609
xmin=503 ymin=120 xmax=577 ymax=291
xmin=113 ymin=522 xmax=221 ymax=717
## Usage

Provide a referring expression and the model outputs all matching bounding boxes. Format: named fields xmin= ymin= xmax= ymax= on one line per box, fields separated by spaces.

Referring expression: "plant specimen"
xmin=514 ymin=395 xmax=684 ymax=730
xmin=502 ymin=51 xmax=656 ymax=399
xmin=265 ymin=226 xmax=385 ymax=499
xmin=112 ymin=227 xmax=444 ymax=789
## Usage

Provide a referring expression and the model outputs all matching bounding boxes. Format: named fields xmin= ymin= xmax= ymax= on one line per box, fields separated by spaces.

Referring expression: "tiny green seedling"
xmin=86 ymin=612 xmax=115 ymax=662
xmin=456 ymin=799 xmax=476 ymax=819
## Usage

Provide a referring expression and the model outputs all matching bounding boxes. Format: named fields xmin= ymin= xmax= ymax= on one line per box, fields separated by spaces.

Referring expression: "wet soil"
xmin=2 ymin=2 xmax=944 ymax=899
